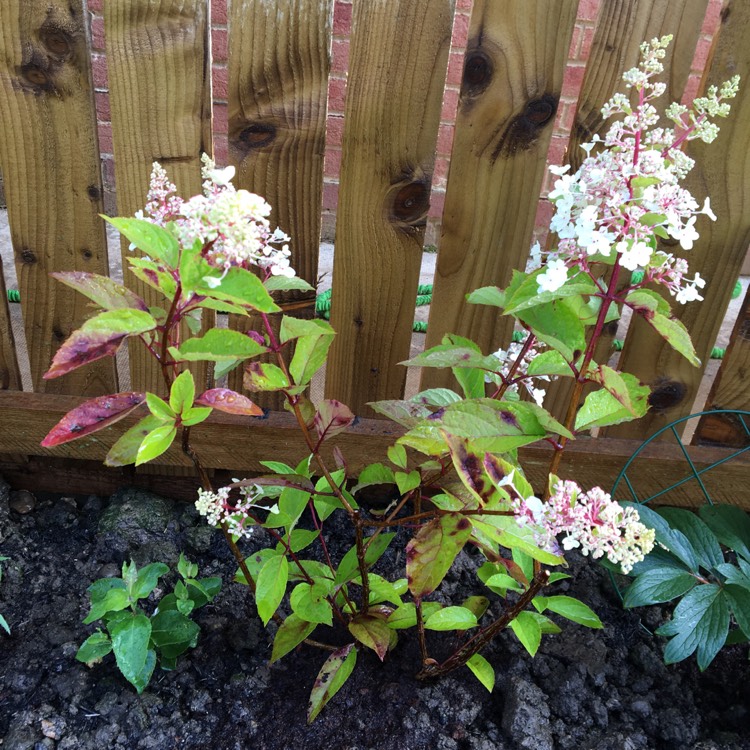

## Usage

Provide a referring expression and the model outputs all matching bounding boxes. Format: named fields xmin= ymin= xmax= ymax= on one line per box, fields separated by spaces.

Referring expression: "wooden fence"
xmin=0 ymin=0 xmax=749 ymax=506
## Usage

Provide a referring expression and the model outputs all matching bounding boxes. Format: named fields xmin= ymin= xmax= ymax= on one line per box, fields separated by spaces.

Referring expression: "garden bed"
xmin=0 ymin=475 xmax=748 ymax=750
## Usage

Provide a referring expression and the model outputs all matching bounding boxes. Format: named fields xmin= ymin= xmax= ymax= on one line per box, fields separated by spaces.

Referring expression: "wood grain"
xmin=606 ymin=0 xmax=750 ymax=439
xmin=105 ymin=0 xmax=213 ymax=395
xmin=542 ymin=0 xmax=709 ymax=421
xmin=226 ymin=0 xmax=333 ymax=405
xmin=324 ymin=0 xmax=455 ymax=414
xmin=0 ymin=0 xmax=116 ymax=395
xmin=693 ymin=285 xmax=750 ymax=446
xmin=420 ymin=0 xmax=577 ymax=392
xmin=3 ymin=390 xmax=750 ymax=510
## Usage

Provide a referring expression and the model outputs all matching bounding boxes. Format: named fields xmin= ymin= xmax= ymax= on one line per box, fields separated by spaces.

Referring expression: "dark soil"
xmin=1 ymin=474 xmax=748 ymax=750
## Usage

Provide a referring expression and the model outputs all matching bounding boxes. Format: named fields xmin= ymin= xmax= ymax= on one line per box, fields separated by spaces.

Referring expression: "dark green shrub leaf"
xmin=109 ymin=613 xmax=153 ymax=690
xmin=699 ymin=505 xmax=750 ymax=563
xmin=76 ymin=631 xmax=112 ymax=665
xmin=133 ymin=563 xmax=170 ymax=600
xmin=656 ymin=508 xmax=723 ymax=570
xmin=623 ymin=568 xmax=697 ymax=608
xmin=150 ymin=610 xmax=201 ymax=659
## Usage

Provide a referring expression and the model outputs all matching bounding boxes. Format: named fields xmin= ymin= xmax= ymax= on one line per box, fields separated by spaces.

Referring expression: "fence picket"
xmin=105 ymin=0 xmax=213 ymax=395
xmin=542 ymin=0 xmax=708 ymax=422
xmin=420 ymin=0 xmax=578 ymax=392
xmin=226 ymin=0 xmax=333 ymax=405
xmin=323 ymin=0 xmax=455 ymax=415
xmin=0 ymin=0 xmax=116 ymax=395
xmin=606 ymin=0 xmax=750 ymax=440
xmin=0 ymin=267 xmax=21 ymax=391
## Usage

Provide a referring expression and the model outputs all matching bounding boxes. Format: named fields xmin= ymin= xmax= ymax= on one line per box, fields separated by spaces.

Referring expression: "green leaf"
xmin=503 ymin=270 xmax=599 ymax=315
xmin=509 ymin=610 xmax=543 ymax=656
xmin=516 ymin=298 xmax=586 ymax=362
xmin=109 ymin=613 xmax=153 ymax=691
xmin=307 ymin=644 xmax=357 ymax=723
xmin=471 ymin=514 xmax=564 ymax=566
xmin=352 ymin=574 xmax=405 ymax=606
xmin=84 ymin=586 xmax=129 ymax=624
xmin=623 ymin=568 xmax=697 ymax=608
xmin=587 ymin=364 xmax=646 ymax=416
xmin=290 ymin=582 xmax=333 ymax=625
xmin=541 ymin=596 xmax=603 ymax=629
xmin=278 ymin=529 xmax=320 ymax=555
xmin=395 ymin=470 xmax=421 ymax=496
xmin=178 ymin=554 xmax=198 ymax=581
xmin=146 ymin=393 xmax=176 ymax=421
xmin=76 ymin=630 xmax=112 ymax=665
xmin=648 ymin=311 xmax=700 ymax=366
xmin=289 ymin=330 xmax=335 ymax=386
xmin=385 ymin=601 xmax=442 ymax=629
xmin=169 ymin=370 xmax=195 ymax=415
xmin=657 ymin=584 xmax=729 ymax=670
xmin=725 ymin=585 xmax=750 ymax=636
xmin=484 ymin=572 xmax=524 ymax=595
xmin=466 ymin=653 xmax=495 ymax=692
xmin=335 ymin=533 xmax=395 ymax=585
xmin=264 ymin=275 xmax=315 ymax=293
xmin=243 ymin=362 xmax=291 ymax=392
xmin=348 ymin=615 xmax=392 ymax=660
xmin=135 ymin=423 xmax=177 ymax=466
xmin=406 ymin=513 xmax=472 ymax=598
xmin=196 ymin=266 xmax=280 ymax=313
xmin=105 ymin=415 xmax=164 ymax=467
xmin=180 ymin=406 xmax=212 ymax=427
xmin=280 ymin=316 xmax=335 ymax=343
xmin=575 ymin=374 xmax=650 ymax=431
xmin=466 ymin=286 xmax=505 ymax=308
xmin=133 ymin=562 xmax=170 ymax=600
xmin=424 ymin=606 xmax=478 ymax=631
xmin=526 ymin=350 xmax=576 ymax=377
xmin=352 ymin=464 xmax=396 ymax=496
xmin=106 ymin=216 xmax=180 ymax=268
xmin=150 ymin=610 xmax=201 ymax=660
xmin=656 ymin=507 xmax=724 ymax=570
xmin=699 ymin=505 xmax=750 ymax=563
xmin=387 ymin=443 xmax=408 ymax=469
xmin=401 ymin=345 xmax=499 ymax=371
xmin=127 ymin=256 xmax=176 ymax=297
xmin=51 ymin=271 xmax=148 ymax=311
xmin=256 ymin=555 xmax=289 ymax=625
xmin=185 ymin=577 xmax=221 ymax=608
xmin=170 ymin=328 xmax=268 ymax=363
xmin=625 ymin=288 xmax=672 ymax=317
xmin=271 ymin=614 xmax=318 ymax=663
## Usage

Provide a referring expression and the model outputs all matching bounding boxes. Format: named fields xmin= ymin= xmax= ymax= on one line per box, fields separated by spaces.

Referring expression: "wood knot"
xmin=19 ymin=63 xmax=54 ymax=91
xmin=237 ymin=123 xmax=277 ymax=150
xmin=491 ymin=93 xmax=558 ymax=162
xmin=40 ymin=27 xmax=73 ymax=59
xmin=648 ymin=379 xmax=687 ymax=411
xmin=462 ymin=51 xmax=493 ymax=97
xmin=389 ymin=181 xmax=430 ymax=226
xmin=80 ymin=248 xmax=93 ymax=260
xmin=86 ymin=185 xmax=101 ymax=201
xmin=20 ymin=248 xmax=37 ymax=265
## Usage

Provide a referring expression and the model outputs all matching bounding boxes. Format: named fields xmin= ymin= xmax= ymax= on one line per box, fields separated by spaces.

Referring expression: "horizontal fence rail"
xmin=0 ymin=0 xmax=748 ymax=502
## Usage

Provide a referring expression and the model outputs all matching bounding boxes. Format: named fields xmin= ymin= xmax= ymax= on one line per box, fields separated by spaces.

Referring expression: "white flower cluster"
xmin=195 ymin=484 xmax=263 ymax=539
xmin=538 ymin=36 xmax=739 ymax=305
xmin=490 ymin=336 xmax=549 ymax=407
xmin=510 ymin=478 xmax=656 ymax=574
xmin=139 ymin=155 xmax=295 ymax=279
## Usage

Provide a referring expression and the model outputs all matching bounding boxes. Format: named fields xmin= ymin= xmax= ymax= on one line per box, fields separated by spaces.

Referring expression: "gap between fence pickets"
xmin=1 ymin=390 xmax=749 ymax=511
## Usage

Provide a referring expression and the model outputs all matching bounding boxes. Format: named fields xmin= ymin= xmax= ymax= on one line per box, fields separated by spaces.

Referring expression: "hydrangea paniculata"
xmin=138 ymin=154 xmax=295 ymax=279
xmin=537 ymin=36 xmax=739 ymax=304
xmin=195 ymin=483 xmax=275 ymax=540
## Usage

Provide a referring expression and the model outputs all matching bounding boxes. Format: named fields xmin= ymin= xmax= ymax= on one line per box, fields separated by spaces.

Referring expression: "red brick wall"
xmin=86 ymin=0 xmax=721 ymax=245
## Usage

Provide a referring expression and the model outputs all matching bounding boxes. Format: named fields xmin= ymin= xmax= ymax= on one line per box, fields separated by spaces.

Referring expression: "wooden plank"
xmin=104 ymin=0 xmax=213 ymax=395
xmin=0 ymin=0 xmax=116 ymax=395
xmin=420 ymin=0 xmax=578 ymax=392
xmin=324 ymin=0 xmax=455 ymax=414
xmin=542 ymin=0 xmax=708 ymax=421
xmin=693 ymin=285 xmax=750 ymax=446
xmin=606 ymin=0 xmax=750 ymax=439
xmin=3 ymin=390 xmax=750 ymax=509
xmin=0 ymin=265 xmax=21 ymax=391
xmin=226 ymin=0 xmax=333 ymax=406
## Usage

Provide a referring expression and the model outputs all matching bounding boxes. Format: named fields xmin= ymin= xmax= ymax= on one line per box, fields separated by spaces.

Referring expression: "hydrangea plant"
xmin=42 ymin=37 xmax=738 ymax=719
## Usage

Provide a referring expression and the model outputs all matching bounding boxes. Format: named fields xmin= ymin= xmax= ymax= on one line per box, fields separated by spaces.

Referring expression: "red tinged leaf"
xmin=314 ymin=400 xmax=356 ymax=442
xmin=195 ymin=388 xmax=263 ymax=416
xmin=41 ymin=392 xmax=147 ymax=447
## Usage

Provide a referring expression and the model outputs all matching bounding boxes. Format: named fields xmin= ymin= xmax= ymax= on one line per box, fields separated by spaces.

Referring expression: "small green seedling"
xmin=76 ymin=554 xmax=221 ymax=692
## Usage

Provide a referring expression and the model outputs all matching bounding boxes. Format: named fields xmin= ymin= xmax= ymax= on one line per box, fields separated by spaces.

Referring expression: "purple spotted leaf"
xmin=406 ymin=512 xmax=473 ymax=598
xmin=51 ymin=272 xmax=148 ymax=311
xmin=307 ymin=644 xmax=358 ymax=723
xmin=41 ymin=392 xmax=146 ymax=447
xmin=195 ymin=388 xmax=263 ymax=416
xmin=314 ymin=400 xmax=355 ymax=442
xmin=443 ymin=432 xmax=497 ymax=508
xmin=43 ymin=309 xmax=157 ymax=379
